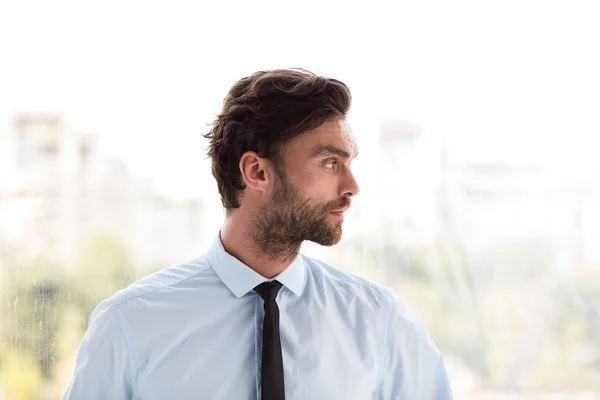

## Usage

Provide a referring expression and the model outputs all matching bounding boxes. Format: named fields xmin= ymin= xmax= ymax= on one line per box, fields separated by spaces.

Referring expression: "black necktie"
xmin=254 ymin=281 xmax=285 ymax=400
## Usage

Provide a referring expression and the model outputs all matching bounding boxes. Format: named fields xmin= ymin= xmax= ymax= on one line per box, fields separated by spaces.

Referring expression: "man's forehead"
xmin=293 ymin=119 xmax=357 ymax=151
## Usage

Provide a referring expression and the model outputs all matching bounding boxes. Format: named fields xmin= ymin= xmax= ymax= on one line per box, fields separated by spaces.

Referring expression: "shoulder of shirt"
xmin=107 ymin=254 xmax=212 ymax=307
xmin=301 ymin=254 xmax=425 ymax=326
xmin=301 ymin=254 xmax=395 ymax=305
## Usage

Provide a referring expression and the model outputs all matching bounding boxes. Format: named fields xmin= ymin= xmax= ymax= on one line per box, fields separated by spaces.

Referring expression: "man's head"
xmin=204 ymin=69 xmax=359 ymax=257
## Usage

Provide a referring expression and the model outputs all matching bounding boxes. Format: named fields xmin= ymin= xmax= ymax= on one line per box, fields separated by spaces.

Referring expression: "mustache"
xmin=327 ymin=198 xmax=351 ymax=212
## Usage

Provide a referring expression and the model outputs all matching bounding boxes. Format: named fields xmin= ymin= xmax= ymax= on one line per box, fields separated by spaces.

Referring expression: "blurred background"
xmin=1 ymin=0 xmax=600 ymax=399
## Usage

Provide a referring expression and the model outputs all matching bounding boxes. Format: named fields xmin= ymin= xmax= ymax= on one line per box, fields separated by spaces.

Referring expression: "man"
xmin=63 ymin=69 xmax=453 ymax=399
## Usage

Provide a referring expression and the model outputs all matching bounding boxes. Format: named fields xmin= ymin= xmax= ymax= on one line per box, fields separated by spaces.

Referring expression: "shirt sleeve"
xmin=373 ymin=289 xmax=453 ymax=400
xmin=62 ymin=299 xmax=134 ymax=400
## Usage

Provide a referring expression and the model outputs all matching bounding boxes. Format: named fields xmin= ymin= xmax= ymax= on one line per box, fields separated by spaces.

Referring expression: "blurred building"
xmin=0 ymin=114 xmax=205 ymax=268
xmin=374 ymin=120 xmax=444 ymax=248
xmin=371 ymin=119 xmax=600 ymax=273
xmin=452 ymin=160 xmax=600 ymax=272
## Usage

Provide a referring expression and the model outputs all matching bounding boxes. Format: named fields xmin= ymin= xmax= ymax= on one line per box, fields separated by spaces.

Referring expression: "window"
xmin=1 ymin=2 xmax=599 ymax=398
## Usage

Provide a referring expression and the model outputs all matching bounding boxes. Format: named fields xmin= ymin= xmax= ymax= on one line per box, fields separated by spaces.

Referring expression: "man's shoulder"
xmin=300 ymin=254 xmax=425 ymax=325
xmin=110 ymin=254 xmax=212 ymax=307
xmin=301 ymin=254 xmax=395 ymax=305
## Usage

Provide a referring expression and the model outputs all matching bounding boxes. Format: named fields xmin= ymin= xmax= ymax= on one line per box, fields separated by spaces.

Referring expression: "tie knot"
xmin=254 ymin=280 xmax=283 ymax=302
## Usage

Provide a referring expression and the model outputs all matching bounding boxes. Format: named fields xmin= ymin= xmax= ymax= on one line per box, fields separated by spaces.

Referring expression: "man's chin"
xmin=307 ymin=231 xmax=343 ymax=247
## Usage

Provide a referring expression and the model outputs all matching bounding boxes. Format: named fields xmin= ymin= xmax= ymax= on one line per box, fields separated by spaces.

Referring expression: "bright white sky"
xmin=1 ymin=0 xmax=600 ymax=198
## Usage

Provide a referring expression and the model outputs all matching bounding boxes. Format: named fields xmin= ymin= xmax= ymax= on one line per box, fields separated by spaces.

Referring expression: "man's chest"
xmin=133 ymin=312 xmax=381 ymax=400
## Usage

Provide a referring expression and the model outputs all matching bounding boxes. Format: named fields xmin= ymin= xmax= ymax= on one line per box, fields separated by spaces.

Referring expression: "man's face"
xmin=251 ymin=117 xmax=360 ymax=255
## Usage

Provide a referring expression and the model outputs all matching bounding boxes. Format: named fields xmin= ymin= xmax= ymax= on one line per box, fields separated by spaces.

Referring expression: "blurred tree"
xmin=74 ymin=231 xmax=136 ymax=322
xmin=528 ymin=275 xmax=600 ymax=390
xmin=0 ymin=257 xmax=64 ymax=377
xmin=0 ymin=232 xmax=137 ymax=399
xmin=379 ymin=245 xmax=432 ymax=283
xmin=0 ymin=349 xmax=42 ymax=400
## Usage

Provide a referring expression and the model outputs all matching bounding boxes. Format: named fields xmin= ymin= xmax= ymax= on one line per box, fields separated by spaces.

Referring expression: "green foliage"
xmin=0 ymin=231 xmax=137 ymax=399
xmin=0 ymin=257 xmax=65 ymax=382
xmin=527 ymin=275 xmax=600 ymax=390
xmin=74 ymin=231 xmax=136 ymax=318
xmin=0 ymin=349 xmax=41 ymax=400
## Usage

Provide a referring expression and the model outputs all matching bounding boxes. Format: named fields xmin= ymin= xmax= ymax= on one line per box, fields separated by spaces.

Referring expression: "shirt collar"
xmin=207 ymin=231 xmax=307 ymax=298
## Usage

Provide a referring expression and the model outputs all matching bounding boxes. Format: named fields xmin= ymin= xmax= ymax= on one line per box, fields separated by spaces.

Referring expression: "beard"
xmin=250 ymin=169 xmax=350 ymax=262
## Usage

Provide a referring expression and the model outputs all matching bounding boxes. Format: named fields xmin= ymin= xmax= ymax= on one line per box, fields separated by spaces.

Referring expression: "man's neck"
xmin=220 ymin=216 xmax=299 ymax=279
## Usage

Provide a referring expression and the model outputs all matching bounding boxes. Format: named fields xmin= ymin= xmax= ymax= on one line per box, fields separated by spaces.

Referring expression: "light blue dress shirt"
xmin=63 ymin=232 xmax=453 ymax=399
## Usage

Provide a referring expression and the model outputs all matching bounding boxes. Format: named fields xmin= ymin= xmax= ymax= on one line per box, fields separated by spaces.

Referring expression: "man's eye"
xmin=324 ymin=161 xmax=338 ymax=169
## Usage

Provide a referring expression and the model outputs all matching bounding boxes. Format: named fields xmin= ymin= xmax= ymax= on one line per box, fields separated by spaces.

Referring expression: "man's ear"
xmin=239 ymin=151 xmax=272 ymax=193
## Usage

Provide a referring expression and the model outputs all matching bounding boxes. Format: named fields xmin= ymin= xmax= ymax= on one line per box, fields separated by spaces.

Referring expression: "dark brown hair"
xmin=203 ymin=68 xmax=352 ymax=210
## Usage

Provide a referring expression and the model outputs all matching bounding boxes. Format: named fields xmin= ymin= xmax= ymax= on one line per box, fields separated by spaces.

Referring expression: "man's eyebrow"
xmin=308 ymin=144 xmax=359 ymax=160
